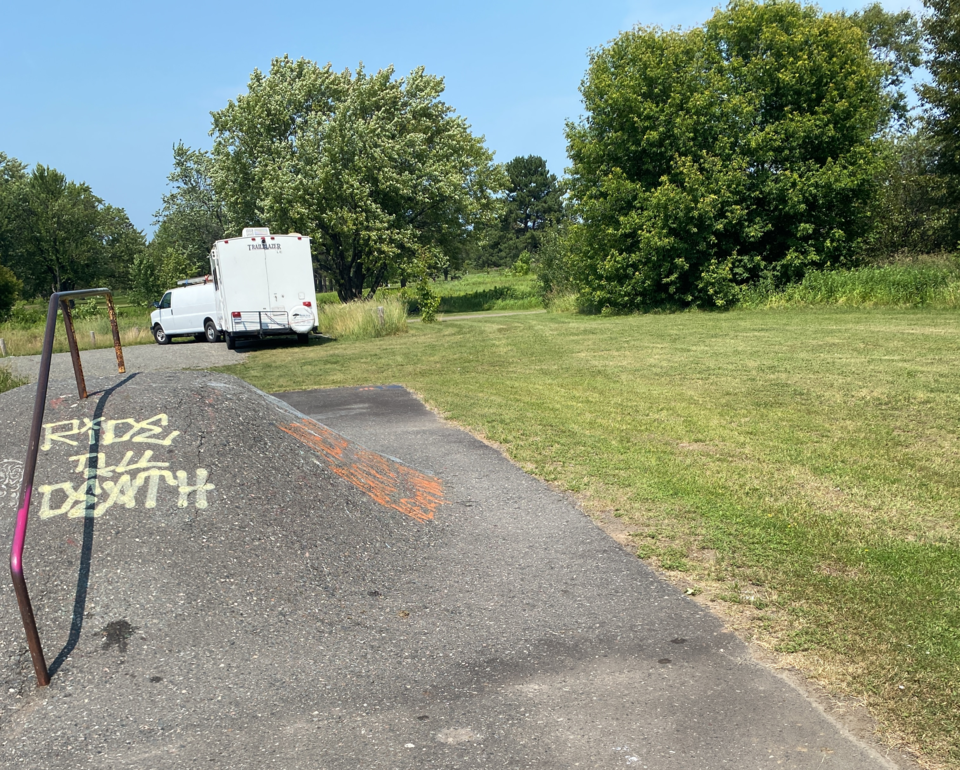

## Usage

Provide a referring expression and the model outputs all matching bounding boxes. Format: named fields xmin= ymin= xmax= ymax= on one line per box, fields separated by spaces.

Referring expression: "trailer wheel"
xmin=204 ymin=320 xmax=220 ymax=343
xmin=153 ymin=325 xmax=170 ymax=345
xmin=225 ymin=332 xmax=236 ymax=350
xmin=297 ymin=333 xmax=309 ymax=344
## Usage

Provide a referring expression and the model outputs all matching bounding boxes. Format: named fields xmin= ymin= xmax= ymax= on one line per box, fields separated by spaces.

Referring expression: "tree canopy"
xmin=920 ymin=0 xmax=960 ymax=245
xmin=474 ymin=155 xmax=564 ymax=269
xmin=133 ymin=143 xmax=228 ymax=302
xmin=210 ymin=56 xmax=501 ymax=300
xmin=565 ymin=0 xmax=889 ymax=310
xmin=0 ymin=160 xmax=143 ymax=298
xmin=847 ymin=3 xmax=922 ymax=130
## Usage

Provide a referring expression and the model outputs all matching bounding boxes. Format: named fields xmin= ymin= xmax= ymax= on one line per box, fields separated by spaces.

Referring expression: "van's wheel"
xmin=297 ymin=333 xmax=309 ymax=344
xmin=153 ymin=325 xmax=170 ymax=345
xmin=225 ymin=332 xmax=236 ymax=350
xmin=204 ymin=320 xmax=220 ymax=343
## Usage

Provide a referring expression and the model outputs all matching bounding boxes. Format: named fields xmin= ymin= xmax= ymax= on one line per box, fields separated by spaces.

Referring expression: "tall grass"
xmin=740 ymin=264 xmax=960 ymax=309
xmin=316 ymin=296 xmax=408 ymax=340
xmin=0 ymin=315 xmax=155 ymax=357
xmin=430 ymin=272 xmax=542 ymax=313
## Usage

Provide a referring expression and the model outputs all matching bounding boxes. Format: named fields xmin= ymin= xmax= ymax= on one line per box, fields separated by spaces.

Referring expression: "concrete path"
xmin=1 ymin=339 xmax=246 ymax=383
xmin=0 ymin=374 xmax=897 ymax=768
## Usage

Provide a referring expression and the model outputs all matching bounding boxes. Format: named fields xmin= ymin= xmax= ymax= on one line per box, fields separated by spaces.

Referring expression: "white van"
xmin=210 ymin=228 xmax=317 ymax=350
xmin=150 ymin=278 xmax=220 ymax=345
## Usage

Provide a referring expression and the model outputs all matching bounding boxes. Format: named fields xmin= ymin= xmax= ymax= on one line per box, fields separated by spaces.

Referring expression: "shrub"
xmin=71 ymin=298 xmax=103 ymax=320
xmin=0 ymin=265 xmax=21 ymax=320
xmin=316 ymin=296 xmax=408 ymax=340
xmin=739 ymin=263 xmax=960 ymax=309
xmin=7 ymin=301 xmax=45 ymax=327
xmin=415 ymin=279 xmax=441 ymax=323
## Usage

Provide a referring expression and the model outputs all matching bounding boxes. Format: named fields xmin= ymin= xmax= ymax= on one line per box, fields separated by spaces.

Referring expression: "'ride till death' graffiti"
xmin=33 ymin=413 xmax=214 ymax=519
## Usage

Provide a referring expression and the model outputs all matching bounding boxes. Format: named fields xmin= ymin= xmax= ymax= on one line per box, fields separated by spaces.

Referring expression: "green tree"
xmin=152 ymin=142 xmax=227 ymax=275
xmin=0 ymin=153 xmax=28 ymax=277
xmin=869 ymin=130 xmax=953 ymax=257
xmin=210 ymin=56 xmax=502 ymax=301
xmin=16 ymin=166 xmax=106 ymax=295
xmin=7 ymin=165 xmax=145 ymax=296
xmin=848 ymin=3 xmax=922 ymax=130
xmin=0 ymin=264 xmax=20 ymax=318
xmin=920 ymin=0 xmax=960 ymax=244
xmin=475 ymin=155 xmax=564 ymax=269
xmin=565 ymin=0 xmax=889 ymax=310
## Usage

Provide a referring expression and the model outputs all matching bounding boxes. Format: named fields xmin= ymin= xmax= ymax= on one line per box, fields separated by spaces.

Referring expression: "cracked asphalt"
xmin=0 ymin=372 xmax=899 ymax=768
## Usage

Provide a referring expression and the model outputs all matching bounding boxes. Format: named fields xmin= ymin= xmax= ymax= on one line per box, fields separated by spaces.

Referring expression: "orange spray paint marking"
xmin=278 ymin=419 xmax=444 ymax=522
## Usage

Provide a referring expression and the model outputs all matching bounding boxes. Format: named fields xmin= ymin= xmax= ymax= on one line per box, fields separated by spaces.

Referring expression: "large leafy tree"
xmin=920 ymin=0 xmax=960 ymax=244
xmin=153 ymin=142 xmax=227 ymax=273
xmin=0 ymin=153 xmax=28 ymax=277
xmin=210 ymin=56 xmax=501 ymax=301
xmin=848 ymin=3 xmax=922 ymax=130
xmin=868 ymin=131 xmax=953 ymax=257
xmin=0 ymin=155 xmax=144 ymax=298
xmin=565 ymin=0 xmax=889 ymax=310
xmin=15 ymin=166 xmax=139 ymax=295
xmin=475 ymin=155 xmax=564 ymax=269
xmin=134 ymin=143 xmax=229 ymax=302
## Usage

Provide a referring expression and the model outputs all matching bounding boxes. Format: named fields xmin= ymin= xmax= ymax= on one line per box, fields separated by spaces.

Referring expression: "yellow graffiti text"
xmin=41 ymin=414 xmax=180 ymax=451
xmin=37 ymin=468 xmax=214 ymax=519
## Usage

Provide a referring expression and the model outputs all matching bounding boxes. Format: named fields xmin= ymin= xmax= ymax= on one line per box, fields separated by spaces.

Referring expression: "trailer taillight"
xmin=303 ymin=301 xmax=312 ymax=307
xmin=231 ymin=311 xmax=241 ymax=318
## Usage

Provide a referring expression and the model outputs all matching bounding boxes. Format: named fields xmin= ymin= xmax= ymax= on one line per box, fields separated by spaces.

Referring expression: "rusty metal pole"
xmin=10 ymin=294 xmax=60 ymax=687
xmin=59 ymin=299 xmax=87 ymax=400
xmin=11 ymin=287 xmax=126 ymax=689
xmin=105 ymin=293 xmax=126 ymax=374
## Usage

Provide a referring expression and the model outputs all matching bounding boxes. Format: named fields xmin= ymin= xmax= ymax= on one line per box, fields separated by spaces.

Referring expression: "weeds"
xmin=740 ymin=263 xmax=960 ymax=309
xmin=0 ymin=365 xmax=26 ymax=394
xmin=0 ymin=315 xmax=155 ymax=357
xmin=316 ymin=296 xmax=408 ymax=340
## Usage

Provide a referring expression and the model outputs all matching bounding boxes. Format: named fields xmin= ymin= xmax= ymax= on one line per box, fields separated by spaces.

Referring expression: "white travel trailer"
xmin=150 ymin=278 xmax=220 ymax=345
xmin=209 ymin=228 xmax=318 ymax=350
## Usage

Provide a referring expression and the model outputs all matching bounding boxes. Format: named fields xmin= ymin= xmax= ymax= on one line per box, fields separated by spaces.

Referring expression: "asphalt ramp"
xmin=0 ymin=373 xmax=896 ymax=768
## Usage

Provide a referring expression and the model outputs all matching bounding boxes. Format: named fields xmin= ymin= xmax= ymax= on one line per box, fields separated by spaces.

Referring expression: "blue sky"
xmin=1 ymin=0 xmax=922 ymax=236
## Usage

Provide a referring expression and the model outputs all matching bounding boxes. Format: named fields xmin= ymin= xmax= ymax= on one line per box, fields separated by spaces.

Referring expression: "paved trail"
xmin=1 ymin=339 xmax=246 ymax=382
xmin=0 ymin=372 xmax=900 ymax=768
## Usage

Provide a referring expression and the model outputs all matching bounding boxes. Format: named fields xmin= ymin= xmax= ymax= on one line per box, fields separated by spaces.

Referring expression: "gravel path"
xmin=0 ymin=339 xmax=246 ymax=383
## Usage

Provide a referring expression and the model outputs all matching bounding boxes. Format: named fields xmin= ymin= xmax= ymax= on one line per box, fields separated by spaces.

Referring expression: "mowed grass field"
xmin=218 ymin=307 xmax=960 ymax=766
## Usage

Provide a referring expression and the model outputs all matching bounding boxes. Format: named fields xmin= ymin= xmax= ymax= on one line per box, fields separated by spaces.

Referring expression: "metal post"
xmin=10 ymin=294 xmax=58 ymax=687
xmin=11 ymin=287 xmax=126 ymax=688
xmin=105 ymin=294 xmax=125 ymax=374
xmin=59 ymin=299 xmax=86 ymax=400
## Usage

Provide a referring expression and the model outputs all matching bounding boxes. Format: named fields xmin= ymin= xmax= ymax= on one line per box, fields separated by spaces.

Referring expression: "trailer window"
xmin=159 ymin=292 xmax=171 ymax=310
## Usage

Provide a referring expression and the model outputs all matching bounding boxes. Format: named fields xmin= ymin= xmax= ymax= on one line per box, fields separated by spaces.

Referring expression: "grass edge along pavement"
xmin=215 ymin=307 xmax=960 ymax=769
